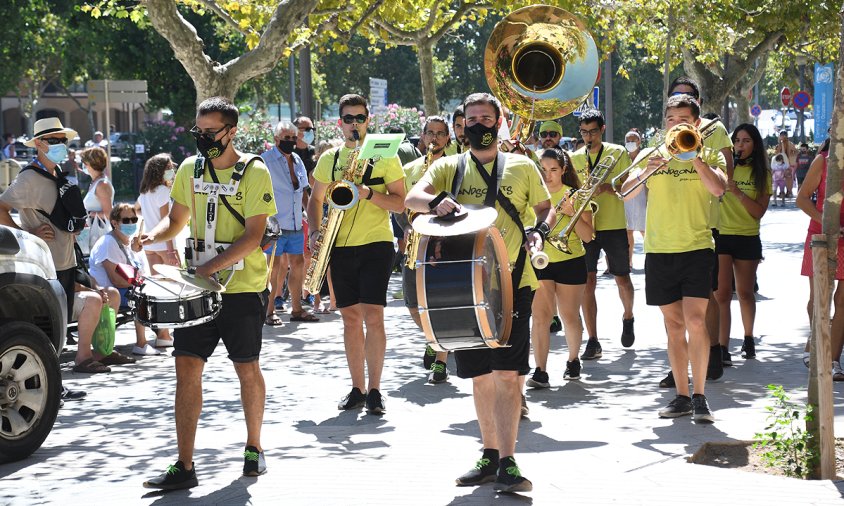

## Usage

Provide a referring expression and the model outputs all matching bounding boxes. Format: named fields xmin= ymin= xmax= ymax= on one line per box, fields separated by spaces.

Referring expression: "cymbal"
xmin=153 ymin=264 xmax=226 ymax=293
xmin=411 ymin=204 xmax=498 ymax=237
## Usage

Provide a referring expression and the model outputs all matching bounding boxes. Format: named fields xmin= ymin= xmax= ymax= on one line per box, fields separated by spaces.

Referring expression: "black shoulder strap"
xmin=331 ymin=148 xmax=381 ymax=185
xmin=21 ymin=164 xmax=59 ymax=182
xmin=207 ymin=156 xmax=264 ymax=227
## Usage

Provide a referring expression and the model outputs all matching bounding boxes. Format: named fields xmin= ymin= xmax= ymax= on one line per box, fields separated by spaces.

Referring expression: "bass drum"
xmin=416 ymin=226 xmax=513 ymax=351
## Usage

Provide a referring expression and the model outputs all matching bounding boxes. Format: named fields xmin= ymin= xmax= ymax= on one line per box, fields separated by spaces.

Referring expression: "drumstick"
xmin=529 ymin=245 xmax=549 ymax=270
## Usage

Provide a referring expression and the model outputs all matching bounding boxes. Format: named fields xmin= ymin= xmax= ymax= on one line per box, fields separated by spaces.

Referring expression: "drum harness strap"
xmin=453 ymin=152 xmax=528 ymax=317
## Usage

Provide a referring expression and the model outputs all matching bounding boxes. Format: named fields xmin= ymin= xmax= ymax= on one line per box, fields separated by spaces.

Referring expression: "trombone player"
xmin=619 ymin=94 xmax=726 ymax=423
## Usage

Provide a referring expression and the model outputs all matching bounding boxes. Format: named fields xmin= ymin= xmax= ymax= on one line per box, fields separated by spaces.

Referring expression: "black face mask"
xmin=464 ymin=122 xmax=499 ymax=150
xmin=196 ymin=131 xmax=230 ymax=160
xmin=278 ymin=140 xmax=296 ymax=154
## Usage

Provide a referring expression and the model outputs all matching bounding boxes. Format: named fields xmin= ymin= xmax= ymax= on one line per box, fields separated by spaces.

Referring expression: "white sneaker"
xmin=133 ymin=344 xmax=162 ymax=356
xmin=833 ymin=361 xmax=844 ymax=381
xmin=154 ymin=338 xmax=174 ymax=348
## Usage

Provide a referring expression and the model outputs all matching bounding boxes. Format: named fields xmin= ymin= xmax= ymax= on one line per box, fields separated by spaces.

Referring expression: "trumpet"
xmin=404 ymin=143 xmax=436 ymax=270
xmin=611 ymin=117 xmax=720 ymax=199
xmin=546 ymin=153 xmax=617 ymax=253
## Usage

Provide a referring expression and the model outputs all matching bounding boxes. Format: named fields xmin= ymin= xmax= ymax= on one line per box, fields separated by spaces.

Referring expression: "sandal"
xmin=73 ymin=358 xmax=111 ymax=374
xmin=99 ymin=352 xmax=137 ymax=366
xmin=265 ymin=314 xmax=284 ymax=326
xmin=290 ymin=312 xmax=319 ymax=322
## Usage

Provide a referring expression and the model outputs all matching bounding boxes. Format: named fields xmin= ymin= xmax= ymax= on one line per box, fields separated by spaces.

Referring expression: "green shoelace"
xmin=166 ymin=464 xmax=179 ymax=475
xmin=474 ymin=457 xmax=491 ymax=470
xmin=504 ymin=464 xmax=522 ymax=477
xmin=430 ymin=362 xmax=446 ymax=373
xmin=425 ymin=345 xmax=436 ymax=357
xmin=244 ymin=450 xmax=260 ymax=462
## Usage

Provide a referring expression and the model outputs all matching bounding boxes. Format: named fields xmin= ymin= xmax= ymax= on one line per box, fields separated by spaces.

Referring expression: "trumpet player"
xmin=570 ymin=109 xmax=635 ymax=359
xmin=619 ymin=94 xmax=727 ymax=423
xmin=527 ymin=149 xmax=594 ymax=387
xmin=307 ymin=94 xmax=406 ymax=414
xmin=402 ymin=116 xmax=452 ymax=383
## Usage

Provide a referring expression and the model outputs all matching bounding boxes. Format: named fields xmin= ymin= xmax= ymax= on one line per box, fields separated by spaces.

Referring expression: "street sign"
xmin=87 ymin=80 xmax=148 ymax=104
xmin=793 ymin=90 xmax=811 ymax=110
xmin=780 ymin=87 xmax=792 ymax=107
xmin=369 ymin=78 xmax=388 ymax=116
xmin=592 ymin=86 xmax=600 ymax=110
xmin=573 ymin=87 xmax=599 ymax=118
xmin=750 ymin=104 xmax=762 ymax=117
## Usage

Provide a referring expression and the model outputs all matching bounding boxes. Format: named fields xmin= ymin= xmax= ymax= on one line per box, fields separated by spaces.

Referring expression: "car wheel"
xmin=0 ymin=321 xmax=61 ymax=463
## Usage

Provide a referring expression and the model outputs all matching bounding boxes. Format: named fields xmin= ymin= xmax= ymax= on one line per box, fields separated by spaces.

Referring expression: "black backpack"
xmin=20 ymin=165 xmax=88 ymax=233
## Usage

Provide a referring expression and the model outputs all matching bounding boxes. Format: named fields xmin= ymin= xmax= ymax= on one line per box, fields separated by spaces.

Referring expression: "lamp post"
xmin=797 ymin=54 xmax=808 ymax=143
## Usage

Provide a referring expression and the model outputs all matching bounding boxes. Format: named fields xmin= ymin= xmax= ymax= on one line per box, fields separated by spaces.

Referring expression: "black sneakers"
xmin=692 ymin=394 xmax=715 ymax=423
xmin=581 ymin=338 xmax=602 ymax=360
xmin=621 ymin=317 xmax=635 ymax=348
xmin=423 ymin=345 xmax=436 ymax=370
xmin=721 ymin=345 xmax=733 ymax=366
xmin=549 ymin=315 xmax=562 ymax=333
xmin=366 ymin=388 xmax=386 ymax=414
xmin=143 ymin=461 xmax=198 ymax=490
xmin=243 ymin=446 xmax=267 ymax=476
xmin=428 ymin=360 xmax=449 ymax=383
xmin=564 ymin=359 xmax=581 ymax=380
xmin=658 ymin=371 xmax=675 ymax=388
xmin=706 ymin=345 xmax=723 ymax=381
xmin=338 ymin=387 xmax=367 ymax=410
xmin=456 ymin=449 xmax=499 ymax=486
xmin=658 ymin=395 xmax=693 ymax=418
xmin=741 ymin=336 xmax=756 ymax=359
xmin=493 ymin=456 xmax=533 ymax=493
xmin=526 ymin=367 xmax=550 ymax=389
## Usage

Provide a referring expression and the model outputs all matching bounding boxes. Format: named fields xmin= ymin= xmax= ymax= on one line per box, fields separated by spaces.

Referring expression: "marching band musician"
xmin=619 ymin=94 xmax=726 ymax=423
xmin=403 ymin=116 xmax=452 ymax=383
xmin=307 ymin=94 xmax=406 ymax=414
xmin=406 ymin=92 xmax=553 ymax=493
xmin=444 ymin=105 xmax=468 ymax=155
xmin=569 ymin=109 xmax=636 ymax=359
xmin=538 ymin=121 xmax=564 ymax=150
xmin=527 ymin=149 xmax=593 ymax=388
xmin=142 ymin=97 xmax=277 ymax=489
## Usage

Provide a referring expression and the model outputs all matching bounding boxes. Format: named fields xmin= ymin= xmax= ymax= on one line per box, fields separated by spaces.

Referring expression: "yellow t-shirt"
xmin=403 ymin=155 xmax=432 ymax=193
xmin=704 ymin=120 xmax=734 ymax=230
xmin=569 ymin=143 xmax=631 ymax=231
xmin=420 ymin=153 xmax=551 ymax=290
xmin=443 ymin=142 xmax=464 ymax=156
xmin=545 ymin=185 xmax=586 ymax=262
xmin=641 ymin=146 xmax=726 ymax=253
xmin=313 ymin=145 xmax=405 ymax=247
xmin=719 ymin=163 xmax=772 ymax=236
xmin=171 ymin=155 xmax=277 ymax=293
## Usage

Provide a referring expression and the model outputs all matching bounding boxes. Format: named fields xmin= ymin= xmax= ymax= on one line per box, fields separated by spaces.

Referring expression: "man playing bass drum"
xmin=406 ymin=92 xmax=554 ymax=493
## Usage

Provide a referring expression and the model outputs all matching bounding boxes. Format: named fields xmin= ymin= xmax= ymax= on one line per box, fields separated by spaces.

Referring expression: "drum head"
xmin=153 ymin=264 xmax=226 ymax=293
xmin=472 ymin=226 xmax=513 ymax=347
xmin=412 ymin=204 xmax=497 ymax=237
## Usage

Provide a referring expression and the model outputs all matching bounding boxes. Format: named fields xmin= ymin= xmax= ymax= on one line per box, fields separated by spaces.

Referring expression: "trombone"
xmin=611 ymin=117 xmax=720 ymax=199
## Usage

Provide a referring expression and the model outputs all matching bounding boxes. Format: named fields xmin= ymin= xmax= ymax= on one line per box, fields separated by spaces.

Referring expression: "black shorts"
xmin=402 ymin=264 xmax=418 ymax=308
xmin=330 ymin=241 xmax=394 ymax=308
xmin=645 ymin=249 xmax=714 ymax=306
xmin=584 ymin=229 xmax=630 ymax=276
xmin=536 ymin=255 xmax=587 ymax=285
xmin=454 ymin=287 xmax=534 ymax=379
xmin=710 ymin=229 xmax=719 ymax=291
xmin=56 ymin=268 xmax=76 ymax=321
xmin=173 ymin=290 xmax=269 ymax=363
xmin=390 ymin=214 xmax=403 ymax=239
xmin=715 ymin=233 xmax=763 ymax=261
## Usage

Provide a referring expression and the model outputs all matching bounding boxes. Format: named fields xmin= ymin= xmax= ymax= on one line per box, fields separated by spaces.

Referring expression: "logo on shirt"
xmin=458 ymin=186 xmax=488 ymax=198
xmin=263 ymin=193 xmax=272 ymax=203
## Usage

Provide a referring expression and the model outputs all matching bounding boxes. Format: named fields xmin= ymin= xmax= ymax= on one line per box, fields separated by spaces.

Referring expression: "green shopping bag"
xmin=92 ymin=306 xmax=116 ymax=356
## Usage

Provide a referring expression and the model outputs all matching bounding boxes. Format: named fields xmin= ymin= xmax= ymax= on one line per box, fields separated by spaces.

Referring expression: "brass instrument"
xmin=546 ymin=153 xmax=616 ymax=253
xmin=304 ymin=131 xmax=364 ymax=294
xmin=612 ymin=117 xmax=720 ymax=199
xmin=485 ymin=5 xmax=599 ymax=142
xmin=404 ymin=143 xmax=435 ymax=270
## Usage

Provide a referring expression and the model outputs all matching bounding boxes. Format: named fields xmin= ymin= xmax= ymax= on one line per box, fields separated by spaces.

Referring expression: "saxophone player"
xmin=402 ymin=116 xmax=451 ymax=383
xmin=307 ymin=94 xmax=406 ymax=414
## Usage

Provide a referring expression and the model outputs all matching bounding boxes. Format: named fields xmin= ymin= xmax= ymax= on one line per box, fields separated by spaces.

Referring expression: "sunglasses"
xmin=539 ymin=131 xmax=559 ymax=138
xmin=119 ymin=217 xmax=138 ymax=224
xmin=42 ymin=137 xmax=68 ymax=145
xmin=189 ymin=124 xmax=231 ymax=141
xmin=341 ymin=114 xmax=368 ymax=124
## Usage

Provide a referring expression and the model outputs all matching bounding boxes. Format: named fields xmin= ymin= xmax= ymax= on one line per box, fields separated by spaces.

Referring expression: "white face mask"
xmin=625 ymin=141 xmax=639 ymax=153
xmin=164 ymin=169 xmax=176 ymax=181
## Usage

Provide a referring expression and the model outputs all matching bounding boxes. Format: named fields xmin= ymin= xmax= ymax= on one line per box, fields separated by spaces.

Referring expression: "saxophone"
xmin=304 ymin=131 xmax=365 ymax=294
xmin=403 ymin=143 xmax=435 ymax=270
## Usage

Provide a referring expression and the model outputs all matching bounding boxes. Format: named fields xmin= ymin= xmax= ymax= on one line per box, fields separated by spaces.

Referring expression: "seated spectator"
xmin=89 ymin=203 xmax=162 ymax=355
xmin=71 ymin=282 xmax=125 ymax=374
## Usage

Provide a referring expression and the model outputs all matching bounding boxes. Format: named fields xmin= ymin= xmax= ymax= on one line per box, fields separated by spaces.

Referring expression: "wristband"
xmin=366 ymin=187 xmax=374 ymax=200
xmin=428 ymin=191 xmax=451 ymax=210
xmin=534 ymin=221 xmax=551 ymax=240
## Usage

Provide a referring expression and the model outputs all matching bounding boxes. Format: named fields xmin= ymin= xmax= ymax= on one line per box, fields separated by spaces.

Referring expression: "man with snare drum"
xmin=141 ymin=97 xmax=277 ymax=489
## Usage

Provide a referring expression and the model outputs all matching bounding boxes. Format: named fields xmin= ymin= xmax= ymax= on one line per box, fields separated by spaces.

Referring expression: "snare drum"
xmin=416 ymin=226 xmax=513 ymax=351
xmin=130 ymin=279 xmax=222 ymax=330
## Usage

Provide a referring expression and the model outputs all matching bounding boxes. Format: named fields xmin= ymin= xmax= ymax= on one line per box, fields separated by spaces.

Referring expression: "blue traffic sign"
xmin=750 ymin=104 xmax=762 ymax=117
xmin=793 ymin=90 xmax=811 ymax=110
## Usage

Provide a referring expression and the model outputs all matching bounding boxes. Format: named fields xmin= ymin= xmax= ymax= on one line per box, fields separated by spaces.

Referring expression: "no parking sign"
xmin=793 ymin=90 xmax=811 ymax=110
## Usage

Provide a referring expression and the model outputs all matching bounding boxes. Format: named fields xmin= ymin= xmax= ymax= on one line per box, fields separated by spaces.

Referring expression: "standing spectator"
xmin=136 ymin=153 xmax=180 ymax=347
xmin=774 ymin=130 xmax=798 ymax=198
xmin=85 ymin=130 xmax=108 ymax=149
xmin=89 ymin=203 xmax=161 ymax=356
xmin=796 ymin=138 xmax=844 ymax=379
xmin=770 ymin=154 xmax=789 ymax=207
xmin=262 ymin=121 xmax=316 ymax=324
xmin=623 ymin=128 xmax=646 ymax=269
xmin=2 ymin=133 xmax=15 ymax=159
xmin=795 ymin=143 xmax=814 ymax=190
xmin=80 ymin=147 xmax=114 ymax=252
xmin=292 ymin=116 xmax=317 ymax=176
xmin=0 ymin=118 xmax=81 ymax=323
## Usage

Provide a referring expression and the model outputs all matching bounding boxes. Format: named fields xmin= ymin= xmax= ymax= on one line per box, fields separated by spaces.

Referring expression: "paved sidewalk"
xmin=2 ymin=204 xmax=844 ymax=505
